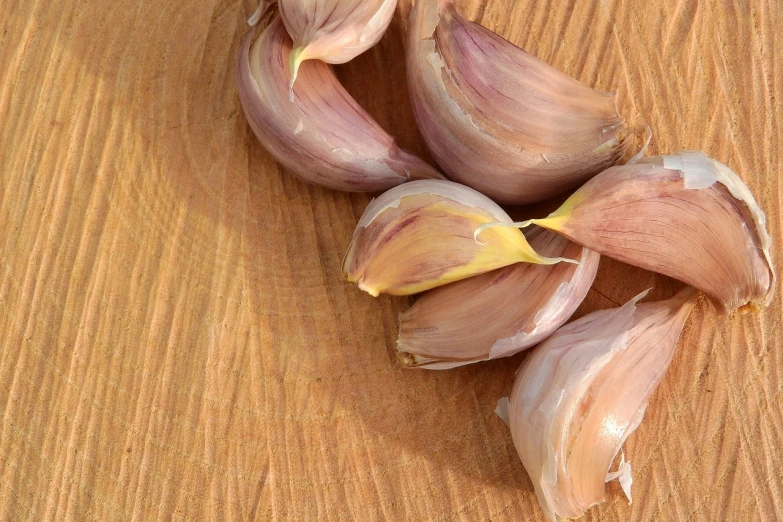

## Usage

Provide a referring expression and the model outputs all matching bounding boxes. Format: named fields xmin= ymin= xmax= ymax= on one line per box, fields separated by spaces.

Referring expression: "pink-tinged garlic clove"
xmin=237 ymin=13 xmax=443 ymax=193
xmin=397 ymin=228 xmax=599 ymax=369
xmin=505 ymin=288 xmax=698 ymax=521
xmin=406 ymin=0 xmax=629 ymax=204
xmin=526 ymin=151 xmax=775 ymax=314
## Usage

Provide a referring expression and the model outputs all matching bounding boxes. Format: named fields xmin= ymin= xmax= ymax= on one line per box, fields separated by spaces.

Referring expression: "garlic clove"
xmin=506 ymin=287 xmax=698 ymax=521
xmin=406 ymin=0 xmax=629 ymax=205
xmin=397 ymin=228 xmax=599 ymax=369
xmin=237 ymin=13 xmax=443 ymax=193
xmin=342 ymin=180 xmax=572 ymax=297
xmin=525 ymin=151 xmax=775 ymax=314
xmin=279 ymin=0 xmax=397 ymax=91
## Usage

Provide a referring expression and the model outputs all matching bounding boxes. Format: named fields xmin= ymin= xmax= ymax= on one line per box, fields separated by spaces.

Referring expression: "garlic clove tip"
xmin=357 ymin=280 xmax=380 ymax=297
xmin=288 ymin=45 xmax=308 ymax=99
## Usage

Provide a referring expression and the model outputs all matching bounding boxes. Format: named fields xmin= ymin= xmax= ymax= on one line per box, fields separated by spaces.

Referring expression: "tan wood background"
xmin=1 ymin=0 xmax=781 ymax=520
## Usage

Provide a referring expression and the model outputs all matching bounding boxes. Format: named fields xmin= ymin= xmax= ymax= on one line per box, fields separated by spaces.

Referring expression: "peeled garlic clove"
xmin=397 ymin=228 xmax=599 ymax=369
xmin=506 ymin=288 xmax=698 ymax=521
xmin=526 ymin=151 xmax=775 ymax=314
xmin=280 ymin=0 xmax=397 ymax=89
xmin=343 ymin=180 xmax=571 ymax=296
xmin=237 ymin=14 xmax=443 ymax=193
xmin=406 ymin=0 xmax=629 ymax=204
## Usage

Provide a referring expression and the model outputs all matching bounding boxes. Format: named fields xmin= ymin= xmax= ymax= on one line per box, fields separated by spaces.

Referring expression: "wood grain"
xmin=1 ymin=0 xmax=781 ymax=520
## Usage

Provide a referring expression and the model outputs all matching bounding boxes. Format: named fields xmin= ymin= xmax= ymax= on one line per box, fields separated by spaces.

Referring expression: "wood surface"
xmin=1 ymin=0 xmax=781 ymax=520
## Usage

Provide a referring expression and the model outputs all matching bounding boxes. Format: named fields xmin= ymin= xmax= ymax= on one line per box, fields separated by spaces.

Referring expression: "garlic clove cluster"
xmin=235 ymin=4 xmax=776 ymax=518
xmin=406 ymin=0 xmax=629 ymax=204
xmin=525 ymin=151 xmax=775 ymax=314
xmin=506 ymin=288 xmax=698 ymax=521
xmin=342 ymin=180 xmax=572 ymax=297
xmin=397 ymin=228 xmax=599 ymax=369
xmin=280 ymin=0 xmax=397 ymax=92
xmin=237 ymin=14 xmax=443 ymax=193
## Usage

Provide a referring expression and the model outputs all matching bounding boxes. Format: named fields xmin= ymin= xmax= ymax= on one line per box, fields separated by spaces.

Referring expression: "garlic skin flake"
xmin=280 ymin=0 xmax=397 ymax=89
xmin=343 ymin=180 xmax=571 ymax=297
xmin=237 ymin=14 xmax=442 ymax=192
xmin=507 ymin=288 xmax=697 ymax=521
xmin=526 ymin=151 xmax=775 ymax=314
xmin=406 ymin=0 xmax=629 ymax=204
xmin=397 ymin=228 xmax=599 ymax=369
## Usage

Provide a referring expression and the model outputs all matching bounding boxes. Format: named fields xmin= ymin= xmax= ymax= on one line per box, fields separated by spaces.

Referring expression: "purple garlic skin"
xmin=406 ymin=0 xmax=629 ymax=204
xmin=237 ymin=14 xmax=443 ymax=192
xmin=528 ymin=151 xmax=775 ymax=314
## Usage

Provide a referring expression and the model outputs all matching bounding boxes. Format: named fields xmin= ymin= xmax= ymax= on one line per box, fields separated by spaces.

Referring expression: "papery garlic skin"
xmin=526 ymin=151 xmax=775 ymax=314
xmin=247 ymin=1 xmax=276 ymax=26
xmin=343 ymin=180 xmax=571 ymax=296
xmin=649 ymin=151 xmax=774 ymax=302
xmin=280 ymin=0 xmax=397 ymax=88
xmin=406 ymin=0 xmax=629 ymax=204
xmin=507 ymin=288 xmax=698 ymax=521
xmin=236 ymin=15 xmax=442 ymax=192
xmin=397 ymin=228 xmax=599 ymax=369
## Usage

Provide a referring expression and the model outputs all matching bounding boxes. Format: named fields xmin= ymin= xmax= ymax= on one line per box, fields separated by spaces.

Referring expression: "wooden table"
xmin=2 ymin=0 xmax=781 ymax=519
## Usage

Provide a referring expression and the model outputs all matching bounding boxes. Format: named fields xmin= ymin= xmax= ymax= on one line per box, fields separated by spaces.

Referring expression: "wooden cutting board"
xmin=1 ymin=0 xmax=780 ymax=519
